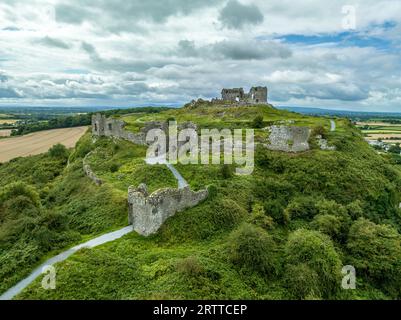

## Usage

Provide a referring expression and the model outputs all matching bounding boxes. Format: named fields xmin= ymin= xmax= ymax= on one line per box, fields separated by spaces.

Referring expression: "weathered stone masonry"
xmin=265 ymin=125 xmax=311 ymax=153
xmin=83 ymin=151 xmax=103 ymax=186
xmin=88 ymin=113 xmax=208 ymax=237
xmin=128 ymin=184 xmax=208 ymax=236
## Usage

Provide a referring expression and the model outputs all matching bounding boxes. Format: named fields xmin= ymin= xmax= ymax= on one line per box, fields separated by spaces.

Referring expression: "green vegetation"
xmin=11 ymin=114 xmax=91 ymax=136
xmin=1 ymin=102 xmax=401 ymax=300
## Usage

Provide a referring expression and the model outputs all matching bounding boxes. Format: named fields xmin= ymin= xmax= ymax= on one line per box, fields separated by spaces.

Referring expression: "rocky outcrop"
xmin=316 ymin=135 xmax=336 ymax=151
xmin=128 ymin=183 xmax=208 ymax=236
xmin=265 ymin=125 xmax=310 ymax=153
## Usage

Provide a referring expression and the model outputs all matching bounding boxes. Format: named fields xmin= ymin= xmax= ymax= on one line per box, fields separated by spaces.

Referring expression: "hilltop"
xmin=1 ymin=101 xmax=401 ymax=300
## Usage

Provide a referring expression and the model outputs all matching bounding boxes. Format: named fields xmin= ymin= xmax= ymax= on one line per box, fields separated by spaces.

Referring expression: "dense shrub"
xmin=284 ymin=196 xmax=319 ymax=221
xmin=176 ymin=256 xmax=204 ymax=277
xmin=284 ymin=229 xmax=342 ymax=296
xmin=227 ymin=223 xmax=277 ymax=276
xmin=0 ymin=182 xmax=41 ymax=208
xmin=311 ymin=125 xmax=327 ymax=138
xmin=221 ymin=164 xmax=233 ymax=179
xmin=48 ymin=143 xmax=69 ymax=161
xmin=249 ymin=203 xmax=274 ymax=229
xmin=311 ymin=214 xmax=343 ymax=240
xmin=283 ymin=263 xmax=321 ymax=299
xmin=252 ymin=115 xmax=264 ymax=129
xmin=347 ymin=218 xmax=401 ymax=289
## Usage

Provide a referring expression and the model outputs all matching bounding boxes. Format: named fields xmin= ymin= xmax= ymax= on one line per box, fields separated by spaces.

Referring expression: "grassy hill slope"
xmin=1 ymin=103 xmax=401 ymax=300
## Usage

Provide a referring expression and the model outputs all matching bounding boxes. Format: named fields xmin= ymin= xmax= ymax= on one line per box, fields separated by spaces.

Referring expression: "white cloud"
xmin=0 ymin=0 xmax=400 ymax=111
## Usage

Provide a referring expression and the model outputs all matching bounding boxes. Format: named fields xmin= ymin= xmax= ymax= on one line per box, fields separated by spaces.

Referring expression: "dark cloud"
xmin=55 ymin=4 xmax=87 ymax=24
xmin=55 ymin=0 xmax=221 ymax=33
xmin=175 ymin=39 xmax=292 ymax=60
xmin=37 ymin=36 xmax=71 ymax=49
xmin=211 ymin=40 xmax=291 ymax=60
xmin=219 ymin=0 xmax=264 ymax=29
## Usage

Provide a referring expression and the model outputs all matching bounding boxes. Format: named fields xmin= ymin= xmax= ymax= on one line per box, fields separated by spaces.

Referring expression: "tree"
xmin=48 ymin=143 xmax=69 ymax=160
xmin=227 ymin=223 xmax=277 ymax=276
xmin=284 ymin=229 xmax=342 ymax=296
xmin=347 ymin=218 xmax=401 ymax=284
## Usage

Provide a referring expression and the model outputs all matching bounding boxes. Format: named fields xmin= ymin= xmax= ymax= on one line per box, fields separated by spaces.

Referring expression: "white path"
xmin=330 ymin=120 xmax=336 ymax=132
xmin=1 ymin=155 xmax=189 ymax=300
xmin=146 ymin=156 xmax=189 ymax=189
xmin=0 ymin=226 xmax=132 ymax=300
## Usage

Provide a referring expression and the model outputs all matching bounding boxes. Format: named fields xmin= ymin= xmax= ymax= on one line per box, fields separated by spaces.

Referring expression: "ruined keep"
xmin=128 ymin=184 xmax=208 ymax=236
xmin=220 ymin=86 xmax=268 ymax=104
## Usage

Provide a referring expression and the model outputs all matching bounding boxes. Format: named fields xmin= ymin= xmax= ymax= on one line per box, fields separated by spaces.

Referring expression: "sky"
xmin=0 ymin=0 xmax=401 ymax=111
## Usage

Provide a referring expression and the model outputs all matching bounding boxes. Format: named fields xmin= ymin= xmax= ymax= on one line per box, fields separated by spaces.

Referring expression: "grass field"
xmin=357 ymin=120 xmax=401 ymax=142
xmin=0 ymin=126 xmax=89 ymax=163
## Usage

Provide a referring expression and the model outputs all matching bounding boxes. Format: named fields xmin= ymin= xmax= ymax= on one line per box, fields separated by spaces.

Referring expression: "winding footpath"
xmin=1 ymin=156 xmax=189 ymax=300
xmin=146 ymin=156 xmax=189 ymax=189
xmin=330 ymin=119 xmax=336 ymax=132
xmin=0 ymin=226 xmax=133 ymax=300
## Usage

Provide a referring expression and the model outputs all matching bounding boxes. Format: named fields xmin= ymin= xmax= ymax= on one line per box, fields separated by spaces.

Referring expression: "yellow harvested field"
xmin=0 ymin=129 xmax=12 ymax=137
xmin=0 ymin=119 xmax=17 ymax=124
xmin=0 ymin=126 xmax=88 ymax=163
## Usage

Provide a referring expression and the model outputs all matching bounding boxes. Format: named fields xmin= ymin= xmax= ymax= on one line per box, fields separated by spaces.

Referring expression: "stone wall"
xmin=265 ymin=125 xmax=310 ymax=153
xmin=83 ymin=152 xmax=103 ymax=186
xmin=92 ymin=113 xmax=197 ymax=149
xmin=92 ymin=113 xmax=147 ymax=145
xmin=128 ymin=183 xmax=208 ymax=236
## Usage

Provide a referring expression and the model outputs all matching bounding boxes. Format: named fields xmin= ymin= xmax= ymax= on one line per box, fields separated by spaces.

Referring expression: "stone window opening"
xmin=94 ymin=123 xmax=98 ymax=131
xmin=108 ymin=123 xmax=112 ymax=131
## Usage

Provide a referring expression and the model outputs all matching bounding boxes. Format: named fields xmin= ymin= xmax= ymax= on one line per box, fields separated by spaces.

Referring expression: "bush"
xmin=249 ymin=203 xmax=274 ymax=229
xmin=311 ymin=214 xmax=342 ymax=240
xmin=312 ymin=126 xmax=327 ymax=138
xmin=283 ymin=263 xmax=321 ymax=299
xmin=0 ymin=182 xmax=41 ymax=208
xmin=207 ymin=184 xmax=218 ymax=199
xmin=252 ymin=115 xmax=264 ymax=129
xmin=347 ymin=218 xmax=401 ymax=286
xmin=227 ymin=223 xmax=277 ymax=276
xmin=109 ymin=163 xmax=120 ymax=173
xmin=176 ymin=256 xmax=204 ymax=277
xmin=284 ymin=229 xmax=342 ymax=296
xmin=284 ymin=196 xmax=319 ymax=221
xmin=48 ymin=143 xmax=69 ymax=160
xmin=221 ymin=164 xmax=233 ymax=179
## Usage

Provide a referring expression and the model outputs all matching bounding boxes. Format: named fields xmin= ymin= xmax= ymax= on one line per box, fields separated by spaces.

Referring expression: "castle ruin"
xmin=128 ymin=184 xmax=208 ymax=236
xmin=220 ymin=86 xmax=268 ymax=104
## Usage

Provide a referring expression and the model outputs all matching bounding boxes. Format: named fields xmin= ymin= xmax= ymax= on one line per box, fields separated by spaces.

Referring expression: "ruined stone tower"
xmin=220 ymin=86 xmax=268 ymax=104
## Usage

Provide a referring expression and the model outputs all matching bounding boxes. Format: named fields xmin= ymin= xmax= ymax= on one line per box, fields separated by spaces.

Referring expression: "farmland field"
xmin=0 ymin=126 xmax=88 ymax=163
xmin=357 ymin=120 xmax=401 ymax=142
xmin=0 ymin=129 xmax=12 ymax=137
xmin=0 ymin=119 xmax=18 ymax=124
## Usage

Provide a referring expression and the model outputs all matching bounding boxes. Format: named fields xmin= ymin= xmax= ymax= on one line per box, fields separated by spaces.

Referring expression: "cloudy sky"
xmin=0 ymin=0 xmax=401 ymax=111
